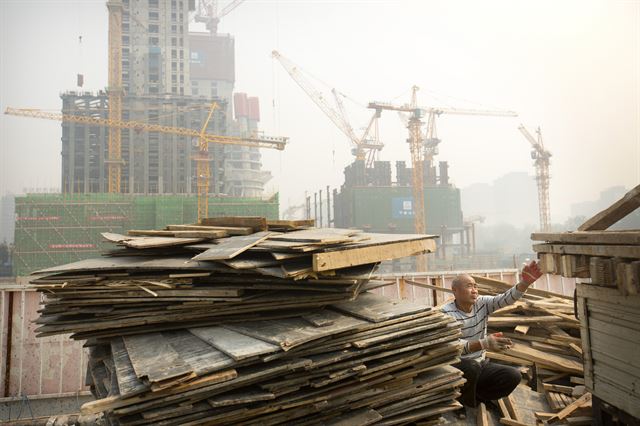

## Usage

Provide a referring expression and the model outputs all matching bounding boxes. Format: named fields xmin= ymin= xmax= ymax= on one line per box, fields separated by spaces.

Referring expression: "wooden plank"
xmin=188 ymin=326 xmax=280 ymax=361
xmin=504 ymin=394 xmax=520 ymax=421
xmin=486 ymin=351 xmax=533 ymax=366
xmin=167 ymin=224 xmax=255 ymax=235
xmin=546 ymin=392 xmax=591 ymax=423
xmin=190 ymin=232 xmax=272 ymax=261
xmin=268 ymin=228 xmax=360 ymax=243
xmin=534 ymin=243 xmax=640 ymax=260
xmin=569 ymin=342 xmax=583 ymax=357
xmin=207 ymin=389 xmax=275 ymax=407
xmin=199 ymin=216 xmax=267 ymax=232
xmin=110 ymin=338 xmax=149 ymax=397
xmin=122 ymin=332 xmax=193 ymax=383
xmin=499 ymin=419 xmax=529 ymax=426
xmin=578 ymin=184 xmax=640 ymax=231
xmin=331 ymin=293 xmax=430 ymax=322
xmin=266 ymin=219 xmax=315 ymax=230
xmin=532 ymin=230 xmax=640 ymax=245
xmin=101 ymin=232 xmax=205 ymax=249
xmin=326 ymin=408 xmax=382 ymax=426
xmin=313 ymin=237 xmax=436 ymax=272
xmin=162 ymin=330 xmax=236 ymax=376
xmin=503 ymin=343 xmax=583 ymax=374
xmin=477 ymin=402 xmax=489 ymax=426
xmin=128 ymin=229 xmax=228 ymax=239
xmin=226 ymin=311 xmax=367 ymax=351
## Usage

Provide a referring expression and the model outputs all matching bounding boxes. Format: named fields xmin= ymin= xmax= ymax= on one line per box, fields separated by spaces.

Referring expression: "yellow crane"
xmin=106 ymin=0 xmax=123 ymax=194
xmin=518 ymin=124 xmax=551 ymax=232
xmin=4 ymin=104 xmax=288 ymax=221
xmin=369 ymin=86 xmax=517 ymax=270
xmin=272 ymin=50 xmax=383 ymax=167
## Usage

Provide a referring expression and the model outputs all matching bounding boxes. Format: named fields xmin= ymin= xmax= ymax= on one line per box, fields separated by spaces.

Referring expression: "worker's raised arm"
xmin=480 ymin=260 xmax=543 ymax=315
xmin=516 ymin=260 xmax=543 ymax=292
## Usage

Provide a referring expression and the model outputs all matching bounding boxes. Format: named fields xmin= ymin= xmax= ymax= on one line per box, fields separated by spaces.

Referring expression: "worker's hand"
xmin=479 ymin=332 xmax=513 ymax=352
xmin=520 ymin=260 xmax=542 ymax=285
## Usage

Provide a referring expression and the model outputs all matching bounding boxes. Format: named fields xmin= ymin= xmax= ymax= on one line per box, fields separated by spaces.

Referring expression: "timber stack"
xmin=530 ymin=184 xmax=640 ymax=422
xmin=31 ymin=217 xmax=466 ymax=425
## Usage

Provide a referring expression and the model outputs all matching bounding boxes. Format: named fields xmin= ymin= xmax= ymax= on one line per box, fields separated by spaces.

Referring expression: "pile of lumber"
xmin=530 ymin=185 xmax=640 ymax=422
xmin=32 ymin=217 xmax=470 ymax=424
xmin=531 ymin=184 xmax=640 ymax=295
xmin=468 ymin=276 xmax=592 ymax=425
xmin=82 ymin=294 xmax=464 ymax=425
xmin=31 ymin=219 xmax=436 ymax=340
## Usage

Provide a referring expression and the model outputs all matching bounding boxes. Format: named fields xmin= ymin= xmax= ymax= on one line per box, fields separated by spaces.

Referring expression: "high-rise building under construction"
xmin=60 ymin=0 xmax=270 ymax=197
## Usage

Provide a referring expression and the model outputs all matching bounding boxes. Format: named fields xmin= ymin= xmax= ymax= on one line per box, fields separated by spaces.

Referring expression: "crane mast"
xmin=369 ymin=88 xmax=517 ymax=271
xmin=106 ymin=0 xmax=123 ymax=193
xmin=518 ymin=124 xmax=552 ymax=232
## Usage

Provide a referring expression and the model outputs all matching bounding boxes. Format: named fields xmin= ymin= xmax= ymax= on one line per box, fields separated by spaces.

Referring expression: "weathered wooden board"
xmin=533 ymin=242 xmax=640 ymax=259
xmin=331 ymin=293 xmax=430 ymax=322
xmin=578 ymin=184 xmax=640 ymax=231
xmin=190 ymin=232 xmax=271 ymax=261
xmin=167 ymin=224 xmax=255 ymax=235
xmin=101 ymin=232 xmax=205 ymax=249
xmin=162 ymin=330 xmax=236 ymax=376
xmin=188 ymin=326 xmax=280 ymax=361
xmin=532 ymin=230 xmax=640 ymax=245
xmin=226 ymin=311 xmax=367 ymax=350
xmin=200 ymin=216 xmax=267 ymax=232
xmin=267 ymin=219 xmax=315 ymax=230
xmin=122 ymin=333 xmax=192 ymax=383
xmin=267 ymin=228 xmax=360 ymax=243
xmin=504 ymin=343 xmax=583 ymax=375
xmin=110 ymin=338 xmax=149 ymax=398
xmin=128 ymin=229 xmax=228 ymax=239
xmin=313 ymin=236 xmax=436 ymax=272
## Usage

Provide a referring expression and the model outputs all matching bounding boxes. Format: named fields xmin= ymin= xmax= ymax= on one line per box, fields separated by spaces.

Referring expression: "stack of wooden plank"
xmin=31 ymin=219 xmax=437 ymax=340
xmin=530 ymin=185 xmax=640 ymax=422
xmin=531 ymin=184 xmax=640 ymax=295
xmin=82 ymin=293 xmax=465 ymax=425
xmin=466 ymin=276 xmax=593 ymax=425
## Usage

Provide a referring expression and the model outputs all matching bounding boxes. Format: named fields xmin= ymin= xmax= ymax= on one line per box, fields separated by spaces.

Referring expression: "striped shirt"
xmin=441 ymin=285 xmax=524 ymax=361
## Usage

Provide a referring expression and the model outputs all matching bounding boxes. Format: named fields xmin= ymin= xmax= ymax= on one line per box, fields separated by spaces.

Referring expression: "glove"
xmin=521 ymin=260 xmax=542 ymax=285
xmin=479 ymin=332 xmax=513 ymax=352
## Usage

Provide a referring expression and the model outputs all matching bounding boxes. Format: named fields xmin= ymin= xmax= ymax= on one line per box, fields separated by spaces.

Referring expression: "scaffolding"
xmin=13 ymin=193 xmax=279 ymax=276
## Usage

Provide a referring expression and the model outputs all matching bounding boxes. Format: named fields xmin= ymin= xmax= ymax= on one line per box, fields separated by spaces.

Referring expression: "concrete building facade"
xmin=59 ymin=0 xmax=271 ymax=196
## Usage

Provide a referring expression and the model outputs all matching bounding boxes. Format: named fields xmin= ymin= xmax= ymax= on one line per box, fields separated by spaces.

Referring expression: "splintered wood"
xmin=32 ymin=217 xmax=466 ymax=425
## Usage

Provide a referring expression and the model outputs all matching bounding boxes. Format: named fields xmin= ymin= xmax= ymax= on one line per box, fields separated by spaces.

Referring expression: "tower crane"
xmin=369 ymin=87 xmax=517 ymax=270
xmin=4 ymin=104 xmax=288 ymax=221
xmin=272 ymin=50 xmax=383 ymax=167
xmin=518 ymin=124 xmax=551 ymax=232
xmin=193 ymin=0 xmax=245 ymax=34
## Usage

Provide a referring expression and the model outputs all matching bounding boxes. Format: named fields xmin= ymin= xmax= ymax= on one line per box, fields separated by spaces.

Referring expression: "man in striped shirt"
xmin=441 ymin=260 xmax=542 ymax=408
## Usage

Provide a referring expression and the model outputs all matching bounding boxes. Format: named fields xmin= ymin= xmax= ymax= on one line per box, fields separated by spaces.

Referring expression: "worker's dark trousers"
xmin=454 ymin=359 xmax=521 ymax=407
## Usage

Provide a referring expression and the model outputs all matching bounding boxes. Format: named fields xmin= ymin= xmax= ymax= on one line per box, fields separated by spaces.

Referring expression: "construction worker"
xmin=441 ymin=260 xmax=543 ymax=410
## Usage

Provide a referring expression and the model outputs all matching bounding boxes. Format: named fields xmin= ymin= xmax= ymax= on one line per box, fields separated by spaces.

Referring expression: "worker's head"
xmin=451 ymin=274 xmax=478 ymax=304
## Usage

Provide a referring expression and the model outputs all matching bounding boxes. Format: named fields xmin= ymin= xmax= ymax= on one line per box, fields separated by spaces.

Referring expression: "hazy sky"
xmin=1 ymin=0 xmax=638 ymax=223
